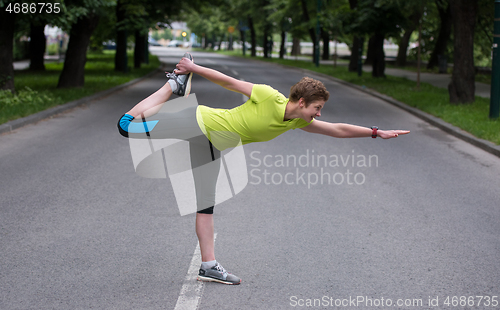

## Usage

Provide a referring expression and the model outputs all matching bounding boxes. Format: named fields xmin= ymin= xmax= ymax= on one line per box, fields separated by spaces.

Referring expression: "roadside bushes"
xmin=0 ymin=87 xmax=62 ymax=123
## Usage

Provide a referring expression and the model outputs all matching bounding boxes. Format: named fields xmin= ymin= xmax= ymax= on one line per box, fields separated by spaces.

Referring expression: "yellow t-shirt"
xmin=196 ymin=84 xmax=313 ymax=150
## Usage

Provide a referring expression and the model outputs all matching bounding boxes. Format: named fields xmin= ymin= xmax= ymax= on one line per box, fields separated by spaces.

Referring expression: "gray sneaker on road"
xmin=197 ymin=262 xmax=241 ymax=285
xmin=166 ymin=52 xmax=193 ymax=97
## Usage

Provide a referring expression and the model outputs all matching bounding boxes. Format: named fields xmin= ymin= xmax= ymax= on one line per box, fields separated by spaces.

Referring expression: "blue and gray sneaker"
xmin=166 ymin=52 xmax=193 ymax=97
xmin=197 ymin=262 xmax=241 ymax=285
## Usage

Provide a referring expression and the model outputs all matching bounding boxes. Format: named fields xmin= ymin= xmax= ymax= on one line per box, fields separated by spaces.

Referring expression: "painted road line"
xmin=173 ymin=233 xmax=217 ymax=310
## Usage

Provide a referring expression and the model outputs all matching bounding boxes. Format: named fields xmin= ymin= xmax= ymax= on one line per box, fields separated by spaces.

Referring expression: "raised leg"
xmin=126 ymin=82 xmax=173 ymax=118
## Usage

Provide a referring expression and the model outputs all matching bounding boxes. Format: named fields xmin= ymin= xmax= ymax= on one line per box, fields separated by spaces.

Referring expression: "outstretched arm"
xmin=174 ymin=56 xmax=253 ymax=97
xmin=301 ymin=119 xmax=410 ymax=139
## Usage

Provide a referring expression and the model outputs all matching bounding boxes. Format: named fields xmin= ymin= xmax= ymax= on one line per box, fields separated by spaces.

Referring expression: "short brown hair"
xmin=289 ymin=77 xmax=329 ymax=106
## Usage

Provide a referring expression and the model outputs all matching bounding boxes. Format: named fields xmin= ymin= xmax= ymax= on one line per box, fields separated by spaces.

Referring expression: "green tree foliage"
xmin=184 ymin=4 xmax=230 ymax=50
xmin=474 ymin=0 xmax=494 ymax=67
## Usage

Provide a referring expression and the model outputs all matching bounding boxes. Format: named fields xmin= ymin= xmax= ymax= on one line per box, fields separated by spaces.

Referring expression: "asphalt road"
xmin=1 ymin=48 xmax=499 ymax=310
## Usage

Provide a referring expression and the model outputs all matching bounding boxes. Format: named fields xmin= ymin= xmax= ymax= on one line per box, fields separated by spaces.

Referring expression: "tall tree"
xmin=267 ymin=0 xmax=293 ymax=59
xmin=0 ymin=3 xmax=16 ymax=92
xmin=300 ymin=0 xmax=319 ymax=64
xmin=352 ymin=0 xmax=406 ymax=77
xmin=57 ymin=11 xmax=100 ymax=88
xmin=115 ymin=0 xmax=128 ymax=73
xmin=134 ymin=31 xmax=147 ymax=68
xmin=27 ymin=6 xmax=61 ymax=71
xmin=57 ymin=0 xmax=111 ymax=88
xmin=448 ymin=0 xmax=478 ymax=104
xmin=395 ymin=9 xmax=423 ymax=67
xmin=473 ymin=0 xmax=495 ymax=67
xmin=321 ymin=27 xmax=329 ymax=60
xmin=371 ymin=33 xmax=385 ymax=77
xmin=427 ymin=0 xmax=452 ymax=69
xmin=364 ymin=35 xmax=375 ymax=65
xmin=347 ymin=0 xmax=360 ymax=72
xmin=248 ymin=17 xmax=257 ymax=56
xmin=29 ymin=19 xmax=47 ymax=71
xmin=291 ymin=37 xmax=300 ymax=56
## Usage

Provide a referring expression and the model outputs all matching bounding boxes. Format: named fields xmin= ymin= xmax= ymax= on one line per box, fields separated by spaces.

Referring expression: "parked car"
xmin=167 ymin=40 xmax=182 ymax=47
xmin=103 ymin=41 xmax=116 ymax=50
xmin=148 ymin=37 xmax=162 ymax=46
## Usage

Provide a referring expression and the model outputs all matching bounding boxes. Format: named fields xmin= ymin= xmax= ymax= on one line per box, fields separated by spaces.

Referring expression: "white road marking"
xmin=173 ymin=233 xmax=217 ymax=310
xmin=231 ymin=70 xmax=239 ymax=76
xmin=222 ymin=65 xmax=229 ymax=69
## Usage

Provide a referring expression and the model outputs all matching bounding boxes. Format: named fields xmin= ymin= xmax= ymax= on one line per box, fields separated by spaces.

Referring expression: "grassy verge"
xmin=215 ymin=50 xmax=500 ymax=145
xmin=0 ymin=50 xmax=160 ymax=125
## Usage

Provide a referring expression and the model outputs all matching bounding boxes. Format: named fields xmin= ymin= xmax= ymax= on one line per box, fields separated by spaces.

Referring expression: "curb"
xmin=0 ymin=66 xmax=164 ymax=135
xmin=289 ymin=66 xmax=500 ymax=159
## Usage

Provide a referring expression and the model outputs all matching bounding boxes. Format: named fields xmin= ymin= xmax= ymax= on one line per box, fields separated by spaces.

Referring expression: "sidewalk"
xmin=364 ymin=66 xmax=491 ymax=98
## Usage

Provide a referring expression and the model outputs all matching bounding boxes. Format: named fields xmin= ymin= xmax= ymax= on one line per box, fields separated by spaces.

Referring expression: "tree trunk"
xmin=395 ymin=28 xmax=415 ymax=67
xmin=143 ymin=35 xmax=149 ymax=64
xmin=202 ymin=34 xmax=207 ymax=49
xmin=349 ymin=36 xmax=360 ymax=72
xmin=57 ymin=13 xmax=100 ymax=88
xmin=321 ymin=28 xmax=329 ymax=60
xmin=29 ymin=22 xmax=46 ymax=71
xmin=263 ymin=25 xmax=269 ymax=58
xmin=365 ymin=35 xmax=375 ymax=65
xmin=291 ymin=37 xmax=300 ymax=56
xmin=396 ymin=10 xmax=422 ymax=67
xmin=218 ymin=34 xmax=223 ymax=51
xmin=268 ymin=35 xmax=273 ymax=57
xmin=348 ymin=0 xmax=359 ymax=71
xmin=371 ymin=33 xmax=386 ymax=78
xmin=115 ymin=0 xmax=128 ymax=72
xmin=448 ymin=0 xmax=477 ymax=104
xmin=427 ymin=0 xmax=452 ymax=69
xmin=0 ymin=10 xmax=15 ymax=92
xmin=248 ymin=17 xmax=256 ymax=57
xmin=228 ymin=33 xmax=233 ymax=51
xmin=279 ymin=30 xmax=286 ymax=59
xmin=134 ymin=31 xmax=145 ymax=69
xmin=300 ymin=0 xmax=317 ymax=63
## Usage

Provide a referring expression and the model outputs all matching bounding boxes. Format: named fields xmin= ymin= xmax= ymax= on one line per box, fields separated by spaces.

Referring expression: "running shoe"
xmin=197 ymin=262 xmax=241 ymax=285
xmin=166 ymin=52 xmax=193 ymax=97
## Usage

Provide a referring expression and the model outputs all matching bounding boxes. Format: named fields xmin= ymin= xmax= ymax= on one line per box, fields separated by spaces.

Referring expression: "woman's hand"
xmin=172 ymin=56 xmax=195 ymax=75
xmin=378 ymin=130 xmax=410 ymax=139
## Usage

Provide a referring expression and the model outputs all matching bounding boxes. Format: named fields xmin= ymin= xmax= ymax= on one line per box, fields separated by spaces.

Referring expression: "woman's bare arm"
xmin=174 ymin=57 xmax=253 ymax=97
xmin=301 ymin=119 xmax=410 ymax=139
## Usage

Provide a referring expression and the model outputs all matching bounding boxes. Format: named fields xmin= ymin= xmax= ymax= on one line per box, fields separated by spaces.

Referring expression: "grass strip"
xmin=1 ymin=51 xmax=160 ymax=125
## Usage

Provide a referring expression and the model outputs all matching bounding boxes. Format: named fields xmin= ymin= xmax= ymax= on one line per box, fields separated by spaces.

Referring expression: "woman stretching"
xmin=118 ymin=53 xmax=410 ymax=285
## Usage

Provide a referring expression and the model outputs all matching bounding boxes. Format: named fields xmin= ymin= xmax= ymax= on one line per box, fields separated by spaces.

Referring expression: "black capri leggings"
xmin=118 ymin=106 xmax=219 ymax=214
